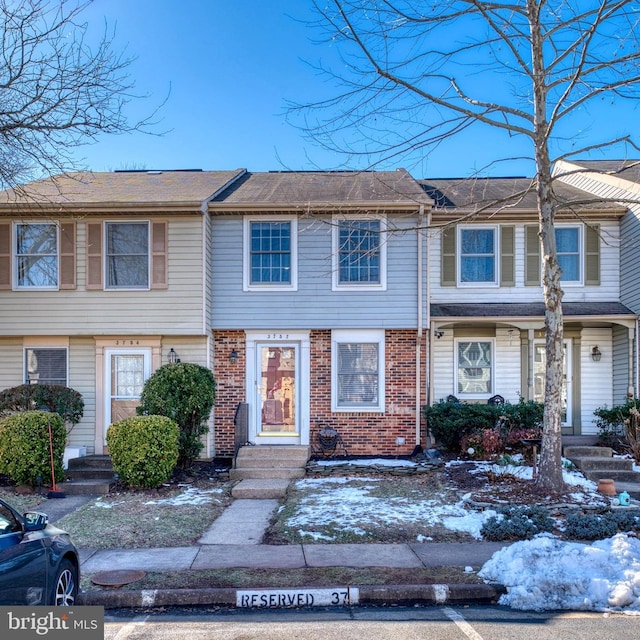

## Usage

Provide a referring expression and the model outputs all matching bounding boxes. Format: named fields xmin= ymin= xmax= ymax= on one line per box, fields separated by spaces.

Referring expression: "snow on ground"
xmin=308 ymin=457 xmax=640 ymax=614
xmin=479 ymin=533 xmax=640 ymax=614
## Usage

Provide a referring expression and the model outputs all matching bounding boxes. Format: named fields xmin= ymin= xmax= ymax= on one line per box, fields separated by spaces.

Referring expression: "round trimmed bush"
xmin=106 ymin=415 xmax=179 ymax=488
xmin=0 ymin=410 xmax=66 ymax=486
xmin=137 ymin=362 xmax=216 ymax=468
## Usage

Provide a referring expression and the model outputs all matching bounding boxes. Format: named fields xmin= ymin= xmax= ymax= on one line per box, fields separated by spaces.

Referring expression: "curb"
xmin=78 ymin=582 xmax=505 ymax=609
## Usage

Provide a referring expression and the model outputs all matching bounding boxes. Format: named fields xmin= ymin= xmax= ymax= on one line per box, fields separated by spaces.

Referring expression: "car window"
xmin=0 ymin=505 xmax=21 ymax=535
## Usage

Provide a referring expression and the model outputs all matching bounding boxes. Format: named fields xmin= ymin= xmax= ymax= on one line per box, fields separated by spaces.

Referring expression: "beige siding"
xmin=0 ymin=216 xmax=206 ymax=337
xmin=0 ymin=338 xmax=24 ymax=390
xmin=67 ymin=337 xmax=97 ymax=453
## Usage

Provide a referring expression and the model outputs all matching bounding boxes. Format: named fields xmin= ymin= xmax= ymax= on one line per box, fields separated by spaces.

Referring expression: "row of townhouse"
xmin=0 ymin=162 xmax=637 ymax=461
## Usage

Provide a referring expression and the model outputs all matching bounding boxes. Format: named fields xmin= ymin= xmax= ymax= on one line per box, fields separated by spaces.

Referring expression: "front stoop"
xmin=231 ymin=478 xmax=291 ymax=499
xmin=563 ymin=445 xmax=640 ymax=499
xmin=230 ymin=445 xmax=310 ymax=499
xmin=62 ymin=455 xmax=115 ymax=495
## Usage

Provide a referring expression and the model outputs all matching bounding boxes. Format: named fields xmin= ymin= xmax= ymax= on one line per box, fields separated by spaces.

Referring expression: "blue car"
xmin=0 ymin=498 xmax=79 ymax=605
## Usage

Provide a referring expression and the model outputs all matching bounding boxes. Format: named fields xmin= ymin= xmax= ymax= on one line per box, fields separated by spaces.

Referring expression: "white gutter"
xmin=425 ymin=209 xmax=433 ymax=446
xmin=416 ymin=205 xmax=425 ymax=446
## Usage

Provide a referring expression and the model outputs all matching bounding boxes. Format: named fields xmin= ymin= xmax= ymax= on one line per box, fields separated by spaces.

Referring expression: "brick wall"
xmin=213 ymin=330 xmax=245 ymax=456
xmin=309 ymin=329 xmax=423 ymax=456
xmin=213 ymin=328 xmax=426 ymax=457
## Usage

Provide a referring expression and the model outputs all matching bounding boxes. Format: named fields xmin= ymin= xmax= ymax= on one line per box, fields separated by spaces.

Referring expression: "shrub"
xmin=137 ymin=362 xmax=216 ymax=468
xmin=564 ymin=513 xmax=620 ymax=540
xmin=624 ymin=407 xmax=640 ymax=464
xmin=106 ymin=415 xmax=179 ymax=488
xmin=0 ymin=383 xmax=84 ymax=428
xmin=481 ymin=506 xmax=555 ymax=541
xmin=424 ymin=400 xmax=502 ymax=451
xmin=460 ymin=428 xmax=504 ymax=459
xmin=593 ymin=399 xmax=640 ymax=448
xmin=0 ymin=410 xmax=66 ymax=486
xmin=424 ymin=398 xmax=544 ymax=456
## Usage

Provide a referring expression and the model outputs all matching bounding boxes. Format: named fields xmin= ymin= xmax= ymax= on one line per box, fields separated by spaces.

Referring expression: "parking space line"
xmin=443 ymin=607 xmax=485 ymax=640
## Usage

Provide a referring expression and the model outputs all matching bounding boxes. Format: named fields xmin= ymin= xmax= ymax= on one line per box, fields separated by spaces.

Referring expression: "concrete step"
xmin=615 ymin=481 xmax=640 ymax=500
xmin=572 ymin=457 xmax=633 ymax=472
xmin=59 ymin=479 xmax=112 ymax=496
xmin=67 ymin=455 xmax=114 ymax=471
xmin=64 ymin=468 xmax=115 ymax=481
xmin=236 ymin=446 xmax=310 ymax=464
xmin=231 ymin=479 xmax=290 ymax=500
xmin=564 ymin=445 xmax=613 ymax=459
xmin=582 ymin=470 xmax=640 ymax=483
xmin=229 ymin=467 xmax=306 ymax=481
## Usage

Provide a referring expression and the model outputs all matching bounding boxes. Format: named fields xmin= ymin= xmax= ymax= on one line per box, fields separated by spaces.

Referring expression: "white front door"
xmin=533 ymin=339 xmax=572 ymax=427
xmin=104 ymin=348 xmax=151 ymax=437
xmin=246 ymin=331 xmax=310 ymax=446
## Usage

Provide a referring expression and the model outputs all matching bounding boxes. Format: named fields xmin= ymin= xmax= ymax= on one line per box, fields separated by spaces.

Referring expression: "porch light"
xmin=229 ymin=348 xmax=239 ymax=365
xmin=591 ymin=346 xmax=602 ymax=362
xmin=168 ymin=348 xmax=180 ymax=364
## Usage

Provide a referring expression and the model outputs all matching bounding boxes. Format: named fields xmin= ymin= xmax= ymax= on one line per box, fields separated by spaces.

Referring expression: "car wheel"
xmin=52 ymin=559 xmax=78 ymax=606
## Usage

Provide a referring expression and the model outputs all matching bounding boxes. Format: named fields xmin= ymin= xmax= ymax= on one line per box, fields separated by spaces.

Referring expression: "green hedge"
xmin=0 ymin=383 xmax=84 ymax=426
xmin=137 ymin=362 xmax=216 ymax=468
xmin=107 ymin=415 xmax=179 ymax=489
xmin=423 ymin=398 xmax=543 ymax=454
xmin=0 ymin=410 xmax=66 ymax=486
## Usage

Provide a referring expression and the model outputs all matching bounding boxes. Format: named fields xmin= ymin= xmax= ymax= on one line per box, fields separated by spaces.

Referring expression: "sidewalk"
xmin=43 ymin=496 xmax=506 ymax=609
xmin=77 ymin=540 xmax=506 ymax=608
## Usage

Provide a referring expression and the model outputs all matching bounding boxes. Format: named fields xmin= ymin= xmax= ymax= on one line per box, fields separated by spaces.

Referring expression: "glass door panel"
xmin=259 ymin=345 xmax=296 ymax=435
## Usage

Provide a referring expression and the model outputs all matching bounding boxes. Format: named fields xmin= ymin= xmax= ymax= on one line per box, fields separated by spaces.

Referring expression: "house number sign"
xmin=114 ymin=340 xmax=140 ymax=346
xmin=266 ymin=334 xmax=290 ymax=340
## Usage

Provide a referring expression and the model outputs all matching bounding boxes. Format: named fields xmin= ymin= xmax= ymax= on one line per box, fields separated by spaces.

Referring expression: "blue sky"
xmin=75 ymin=1 xmax=637 ymax=179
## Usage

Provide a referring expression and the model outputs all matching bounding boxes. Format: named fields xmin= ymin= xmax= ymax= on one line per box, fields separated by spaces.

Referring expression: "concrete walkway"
xmin=197 ymin=499 xmax=279 ymax=545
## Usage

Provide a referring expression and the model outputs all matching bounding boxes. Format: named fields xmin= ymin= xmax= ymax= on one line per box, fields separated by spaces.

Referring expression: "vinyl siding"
xmin=431 ymin=329 xmax=521 ymax=402
xmin=67 ymin=337 xmax=97 ymax=453
xmin=211 ymin=214 xmax=427 ymax=329
xmin=0 ymin=216 xmax=207 ymax=336
xmin=580 ymin=328 xmax=613 ymax=434
xmin=430 ymin=222 xmax=620 ymax=303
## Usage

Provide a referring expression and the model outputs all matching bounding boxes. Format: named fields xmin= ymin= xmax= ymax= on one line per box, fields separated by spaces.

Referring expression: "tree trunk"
xmin=529 ymin=0 xmax=566 ymax=493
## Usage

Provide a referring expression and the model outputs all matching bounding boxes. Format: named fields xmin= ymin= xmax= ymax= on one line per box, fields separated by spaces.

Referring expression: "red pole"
xmin=48 ymin=419 xmax=58 ymax=492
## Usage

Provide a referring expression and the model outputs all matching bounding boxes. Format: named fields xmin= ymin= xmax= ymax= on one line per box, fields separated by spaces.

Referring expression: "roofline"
xmin=208 ymin=201 xmax=429 ymax=213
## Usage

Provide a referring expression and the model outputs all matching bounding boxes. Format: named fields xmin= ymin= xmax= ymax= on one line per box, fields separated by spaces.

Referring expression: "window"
xmin=525 ymin=223 xmax=596 ymax=286
xmin=456 ymin=340 xmax=493 ymax=396
xmin=25 ymin=348 xmax=67 ymax=385
xmin=458 ymin=226 xmax=497 ymax=285
xmin=15 ymin=223 xmax=58 ymax=288
xmin=244 ymin=217 xmax=297 ymax=290
xmin=106 ymin=222 xmax=149 ymax=289
xmin=332 ymin=330 xmax=385 ymax=412
xmin=333 ymin=217 xmax=386 ymax=289
xmin=556 ymin=226 xmax=581 ymax=283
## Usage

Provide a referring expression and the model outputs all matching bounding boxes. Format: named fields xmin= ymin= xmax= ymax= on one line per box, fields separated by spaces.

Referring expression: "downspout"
xmin=425 ymin=208 xmax=433 ymax=446
xmin=416 ymin=205 xmax=425 ymax=447
xmin=630 ymin=322 xmax=638 ymax=399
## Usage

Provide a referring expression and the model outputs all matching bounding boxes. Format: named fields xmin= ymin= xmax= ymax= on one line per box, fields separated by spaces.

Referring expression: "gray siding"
xmin=211 ymin=215 xmax=427 ymax=329
xmin=612 ymin=324 xmax=630 ymax=406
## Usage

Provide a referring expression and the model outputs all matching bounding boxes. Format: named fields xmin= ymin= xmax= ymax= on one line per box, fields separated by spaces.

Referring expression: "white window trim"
xmin=13 ymin=221 xmax=59 ymax=291
xmin=243 ymin=216 xmax=298 ymax=291
xmin=104 ymin=220 xmax=151 ymax=291
xmin=554 ymin=223 xmax=584 ymax=286
xmin=332 ymin=215 xmax=387 ymax=291
xmin=331 ymin=329 xmax=385 ymax=413
xmin=454 ymin=338 xmax=495 ymax=399
xmin=457 ymin=224 xmax=499 ymax=287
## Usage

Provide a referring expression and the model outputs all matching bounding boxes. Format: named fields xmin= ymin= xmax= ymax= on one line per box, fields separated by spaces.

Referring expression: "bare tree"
xmin=293 ymin=0 xmax=640 ymax=491
xmin=0 ymin=0 xmax=158 ymax=190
